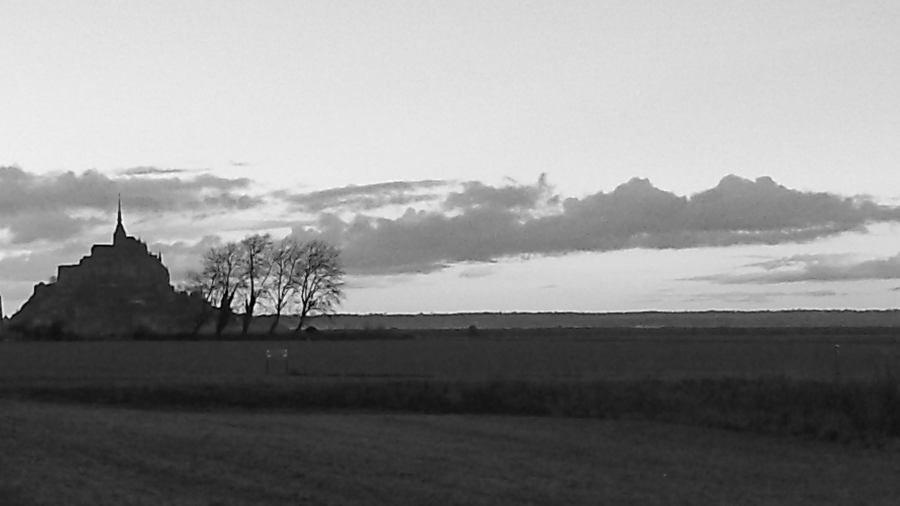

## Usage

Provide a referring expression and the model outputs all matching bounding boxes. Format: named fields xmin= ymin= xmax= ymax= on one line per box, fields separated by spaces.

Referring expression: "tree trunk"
xmin=215 ymin=292 xmax=235 ymax=336
xmin=241 ymin=312 xmax=252 ymax=336
xmin=190 ymin=301 xmax=212 ymax=337
xmin=215 ymin=307 xmax=230 ymax=336
xmin=294 ymin=312 xmax=306 ymax=333
xmin=241 ymin=294 xmax=258 ymax=337
xmin=268 ymin=311 xmax=281 ymax=335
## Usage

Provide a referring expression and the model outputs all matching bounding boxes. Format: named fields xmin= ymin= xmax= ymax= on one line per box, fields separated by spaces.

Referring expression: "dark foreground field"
xmin=2 ymin=331 xmax=899 ymax=504
xmin=3 ymin=399 xmax=900 ymax=506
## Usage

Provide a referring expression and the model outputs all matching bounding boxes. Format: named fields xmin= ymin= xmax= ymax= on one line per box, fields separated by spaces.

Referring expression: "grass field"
xmin=3 ymin=329 xmax=900 ymax=381
xmin=2 ymin=329 xmax=900 ymax=504
xmin=3 ymin=399 xmax=900 ymax=506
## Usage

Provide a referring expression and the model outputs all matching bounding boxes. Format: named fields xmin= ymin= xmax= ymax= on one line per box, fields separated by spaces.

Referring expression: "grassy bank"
xmin=5 ymin=374 xmax=899 ymax=445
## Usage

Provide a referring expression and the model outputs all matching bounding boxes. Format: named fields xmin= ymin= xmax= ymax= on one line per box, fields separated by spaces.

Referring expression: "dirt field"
xmin=2 ymin=399 xmax=899 ymax=506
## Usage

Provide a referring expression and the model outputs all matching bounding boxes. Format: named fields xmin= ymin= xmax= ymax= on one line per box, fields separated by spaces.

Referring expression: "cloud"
xmin=117 ymin=166 xmax=192 ymax=176
xmin=0 ymin=238 xmax=107 ymax=314
xmin=689 ymin=253 xmax=900 ymax=285
xmin=0 ymin=245 xmax=78 ymax=283
xmin=444 ymin=173 xmax=557 ymax=211
xmin=687 ymin=289 xmax=840 ymax=304
xmin=150 ymin=236 xmax=224 ymax=283
xmin=4 ymin=211 xmax=105 ymax=244
xmin=0 ymin=235 xmax=227 ymax=288
xmin=290 ymin=175 xmax=900 ymax=276
xmin=280 ymin=179 xmax=448 ymax=213
xmin=7 ymin=170 xmax=900 ymax=311
xmin=0 ymin=165 xmax=264 ymax=244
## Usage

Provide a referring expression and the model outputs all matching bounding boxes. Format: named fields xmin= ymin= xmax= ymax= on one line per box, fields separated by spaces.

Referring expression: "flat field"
xmin=2 ymin=330 xmax=900 ymax=505
xmin=2 ymin=328 xmax=900 ymax=381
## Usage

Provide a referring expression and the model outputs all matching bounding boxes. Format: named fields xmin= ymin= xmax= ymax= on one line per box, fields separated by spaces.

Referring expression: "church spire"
xmin=113 ymin=194 xmax=127 ymax=245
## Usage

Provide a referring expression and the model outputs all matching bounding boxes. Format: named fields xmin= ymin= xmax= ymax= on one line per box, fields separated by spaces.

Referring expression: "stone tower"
xmin=113 ymin=194 xmax=127 ymax=245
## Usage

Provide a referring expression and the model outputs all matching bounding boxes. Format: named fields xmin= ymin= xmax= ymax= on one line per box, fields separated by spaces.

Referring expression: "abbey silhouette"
xmin=10 ymin=199 xmax=203 ymax=337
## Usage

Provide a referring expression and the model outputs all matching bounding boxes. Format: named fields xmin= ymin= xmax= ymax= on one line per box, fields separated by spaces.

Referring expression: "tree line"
xmin=186 ymin=234 xmax=344 ymax=336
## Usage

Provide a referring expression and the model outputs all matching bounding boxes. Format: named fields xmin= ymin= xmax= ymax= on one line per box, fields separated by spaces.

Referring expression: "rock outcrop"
xmin=10 ymin=200 xmax=205 ymax=338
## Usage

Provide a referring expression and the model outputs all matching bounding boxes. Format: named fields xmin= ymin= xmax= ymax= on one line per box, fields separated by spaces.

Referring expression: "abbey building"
xmin=10 ymin=200 xmax=203 ymax=337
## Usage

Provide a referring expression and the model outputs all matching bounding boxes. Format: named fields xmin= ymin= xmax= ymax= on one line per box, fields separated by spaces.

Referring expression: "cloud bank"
xmin=5 ymin=167 xmax=900 ymax=311
xmin=0 ymin=165 xmax=263 ymax=244
xmin=290 ymin=175 xmax=900 ymax=275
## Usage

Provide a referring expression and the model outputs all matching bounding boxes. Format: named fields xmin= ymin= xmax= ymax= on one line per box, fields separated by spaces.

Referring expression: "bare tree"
xmin=200 ymin=241 xmax=243 ymax=336
xmin=189 ymin=237 xmax=344 ymax=337
xmin=292 ymin=239 xmax=345 ymax=332
xmin=237 ymin=233 xmax=273 ymax=336
xmin=182 ymin=270 xmax=218 ymax=336
xmin=262 ymin=238 xmax=302 ymax=334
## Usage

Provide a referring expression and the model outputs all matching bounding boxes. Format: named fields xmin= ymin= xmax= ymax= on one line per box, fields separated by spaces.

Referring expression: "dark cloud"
xmin=294 ymin=206 xmax=521 ymax=275
xmin=689 ymin=253 xmax=900 ymax=285
xmin=682 ymin=175 xmax=885 ymax=232
xmin=4 ymin=211 xmax=105 ymax=244
xmin=444 ymin=173 xmax=557 ymax=211
xmin=0 ymin=166 xmax=264 ymax=244
xmin=281 ymin=180 xmax=448 ymax=213
xmin=289 ymin=175 xmax=900 ymax=275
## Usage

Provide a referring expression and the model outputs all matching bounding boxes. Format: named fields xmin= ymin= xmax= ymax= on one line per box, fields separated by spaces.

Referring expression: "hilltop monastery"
xmin=10 ymin=200 xmax=202 ymax=337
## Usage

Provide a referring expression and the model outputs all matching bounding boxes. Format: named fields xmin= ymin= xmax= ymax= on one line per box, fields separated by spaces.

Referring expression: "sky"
xmin=1 ymin=1 xmax=900 ymax=316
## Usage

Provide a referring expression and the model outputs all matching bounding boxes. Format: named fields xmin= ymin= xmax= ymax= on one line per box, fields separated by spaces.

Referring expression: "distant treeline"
xmin=300 ymin=310 xmax=900 ymax=330
xmin=9 ymin=321 xmax=900 ymax=343
xmin=8 ymin=309 xmax=900 ymax=341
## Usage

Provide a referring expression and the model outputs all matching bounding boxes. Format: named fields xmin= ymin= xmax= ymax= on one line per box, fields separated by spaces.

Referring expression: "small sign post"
xmin=266 ymin=348 xmax=289 ymax=375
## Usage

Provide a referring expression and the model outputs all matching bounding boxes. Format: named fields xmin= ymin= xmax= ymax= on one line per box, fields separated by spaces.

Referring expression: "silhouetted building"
xmin=10 ymin=199 xmax=204 ymax=338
